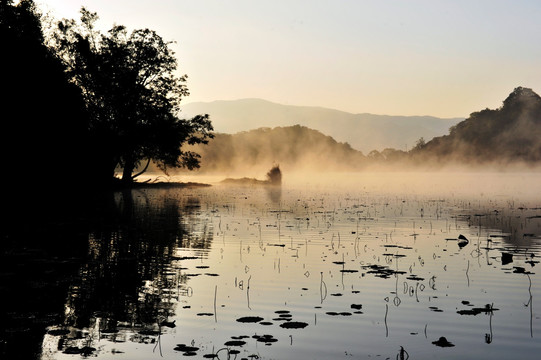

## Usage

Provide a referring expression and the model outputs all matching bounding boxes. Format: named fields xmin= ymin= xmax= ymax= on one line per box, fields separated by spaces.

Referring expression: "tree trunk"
xmin=121 ymin=157 xmax=135 ymax=184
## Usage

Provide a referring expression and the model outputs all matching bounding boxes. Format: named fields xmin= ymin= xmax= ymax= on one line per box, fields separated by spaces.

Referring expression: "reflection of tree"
xmin=48 ymin=188 xmax=213 ymax=355
xmin=266 ymin=186 xmax=282 ymax=204
xmin=64 ymin=190 xmax=181 ymax=328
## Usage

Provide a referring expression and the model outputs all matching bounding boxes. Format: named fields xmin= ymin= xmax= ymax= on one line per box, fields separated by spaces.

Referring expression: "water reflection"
xmin=47 ymin=189 xmax=214 ymax=357
xmin=0 ymin=188 xmax=213 ymax=359
xmin=2 ymin=180 xmax=540 ymax=360
xmin=266 ymin=185 xmax=282 ymax=204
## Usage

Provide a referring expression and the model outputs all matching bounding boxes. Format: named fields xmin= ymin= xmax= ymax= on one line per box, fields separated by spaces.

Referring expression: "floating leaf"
xmin=174 ymin=344 xmax=200 ymax=352
xmin=224 ymin=340 xmax=246 ymax=346
xmin=279 ymin=321 xmax=308 ymax=329
xmin=236 ymin=316 xmax=264 ymax=323
xmin=432 ymin=337 xmax=455 ymax=347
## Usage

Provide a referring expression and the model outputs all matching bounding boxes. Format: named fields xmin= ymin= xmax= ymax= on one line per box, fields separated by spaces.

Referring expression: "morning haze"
xmin=2 ymin=1 xmax=541 ymax=360
xmin=180 ymin=99 xmax=463 ymax=154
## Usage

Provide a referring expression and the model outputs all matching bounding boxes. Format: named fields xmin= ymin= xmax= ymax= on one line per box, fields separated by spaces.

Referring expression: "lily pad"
xmin=432 ymin=337 xmax=455 ymax=347
xmin=224 ymin=340 xmax=246 ymax=346
xmin=236 ymin=316 xmax=264 ymax=323
xmin=174 ymin=344 xmax=200 ymax=352
xmin=254 ymin=334 xmax=278 ymax=344
xmin=279 ymin=321 xmax=308 ymax=329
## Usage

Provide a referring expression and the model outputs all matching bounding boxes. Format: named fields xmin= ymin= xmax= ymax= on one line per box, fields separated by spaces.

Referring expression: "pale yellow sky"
xmin=38 ymin=0 xmax=541 ymax=118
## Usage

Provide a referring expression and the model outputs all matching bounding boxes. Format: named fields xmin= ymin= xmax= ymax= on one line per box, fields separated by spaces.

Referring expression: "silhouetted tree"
xmin=50 ymin=8 xmax=213 ymax=184
xmin=266 ymin=165 xmax=282 ymax=184
xmin=1 ymin=0 xmax=94 ymax=219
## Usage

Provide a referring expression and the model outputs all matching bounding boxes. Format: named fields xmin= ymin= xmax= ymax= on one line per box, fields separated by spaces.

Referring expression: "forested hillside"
xmin=414 ymin=87 xmax=541 ymax=166
xmin=185 ymin=125 xmax=367 ymax=174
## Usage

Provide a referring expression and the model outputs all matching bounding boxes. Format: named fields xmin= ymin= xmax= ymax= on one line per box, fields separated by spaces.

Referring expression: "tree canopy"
xmin=50 ymin=8 xmax=213 ymax=184
xmin=2 ymin=0 xmax=213 ymax=198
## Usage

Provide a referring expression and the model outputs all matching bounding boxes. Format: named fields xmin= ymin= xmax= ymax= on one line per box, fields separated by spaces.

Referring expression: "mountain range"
xmin=180 ymin=99 xmax=463 ymax=154
xmin=172 ymin=87 xmax=541 ymax=175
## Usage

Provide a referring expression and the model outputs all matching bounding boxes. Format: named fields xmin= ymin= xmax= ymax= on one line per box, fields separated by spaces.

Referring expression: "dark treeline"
xmin=182 ymin=87 xmax=541 ymax=174
xmin=1 ymin=0 xmax=212 ymax=225
xmin=2 ymin=0 xmax=92 ymax=214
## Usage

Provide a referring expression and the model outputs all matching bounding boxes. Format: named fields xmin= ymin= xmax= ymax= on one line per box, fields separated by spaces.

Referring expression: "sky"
xmin=37 ymin=0 xmax=541 ymax=118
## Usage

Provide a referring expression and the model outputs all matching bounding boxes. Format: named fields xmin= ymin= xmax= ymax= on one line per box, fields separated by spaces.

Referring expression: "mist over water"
xmin=34 ymin=170 xmax=541 ymax=360
xmin=2 ymin=166 xmax=539 ymax=359
xmin=149 ymin=169 xmax=541 ymax=204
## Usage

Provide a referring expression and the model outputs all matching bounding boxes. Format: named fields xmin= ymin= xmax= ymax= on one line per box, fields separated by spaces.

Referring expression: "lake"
xmin=2 ymin=172 xmax=540 ymax=359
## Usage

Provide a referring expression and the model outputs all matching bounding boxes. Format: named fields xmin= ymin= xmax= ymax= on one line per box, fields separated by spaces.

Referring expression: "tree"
xmin=50 ymin=8 xmax=213 ymax=184
xmin=266 ymin=165 xmax=282 ymax=185
xmin=367 ymin=149 xmax=384 ymax=161
xmin=1 ymin=0 xmax=93 ymax=211
xmin=411 ymin=137 xmax=426 ymax=151
xmin=381 ymin=148 xmax=406 ymax=162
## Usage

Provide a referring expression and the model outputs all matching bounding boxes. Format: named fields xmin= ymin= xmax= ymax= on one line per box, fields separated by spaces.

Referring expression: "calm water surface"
xmin=3 ymin=173 xmax=541 ymax=359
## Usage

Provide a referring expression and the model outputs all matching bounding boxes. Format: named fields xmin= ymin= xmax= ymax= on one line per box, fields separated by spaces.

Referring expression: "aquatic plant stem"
xmin=466 ymin=260 xmax=470 ymax=287
xmin=214 ymin=285 xmax=218 ymax=323
xmin=320 ymin=272 xmax=327 ymax=304
xmin=384 ymin=304 xmax=389 ymax=337
xmin=247 ymin=275 xmax=252 ymax=310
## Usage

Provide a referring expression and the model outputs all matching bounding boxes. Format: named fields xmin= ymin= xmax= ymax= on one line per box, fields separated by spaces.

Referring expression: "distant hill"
xmin=182 ymin=125 xmax=367 ymax=175
xmin=163 ymin=88 xmax=541 ymax=178
xmin=180 ymin=99 xmax=462 ymax=154
xmin=415 ymin=87 xmax=541 ymax=166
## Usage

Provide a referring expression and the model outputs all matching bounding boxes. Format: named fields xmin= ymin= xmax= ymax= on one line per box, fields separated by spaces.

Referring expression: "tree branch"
xmin=131 ymin=158 xmax=151 ymax=180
